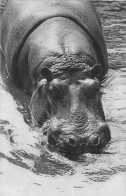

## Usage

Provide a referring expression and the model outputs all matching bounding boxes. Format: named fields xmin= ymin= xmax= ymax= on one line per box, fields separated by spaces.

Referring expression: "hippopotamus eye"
xmin=49 ymin=84 xmax=65 ymax=100
xmin=84 ymin=79 xmax=100 ymax=99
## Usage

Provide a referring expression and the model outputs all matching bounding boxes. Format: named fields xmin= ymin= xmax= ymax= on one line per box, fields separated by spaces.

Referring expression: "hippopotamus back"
xmin=1 ymin=0 xmax=108 ymax=83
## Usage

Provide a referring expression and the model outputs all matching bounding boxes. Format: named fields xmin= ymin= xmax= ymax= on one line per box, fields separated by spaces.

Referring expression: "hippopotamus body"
xmin=1 ymin=0 xmax=111 ymax=155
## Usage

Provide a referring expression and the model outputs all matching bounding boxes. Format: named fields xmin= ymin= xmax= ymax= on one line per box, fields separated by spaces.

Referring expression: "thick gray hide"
xmin=1 ymin=0 xmax=108 ymax=85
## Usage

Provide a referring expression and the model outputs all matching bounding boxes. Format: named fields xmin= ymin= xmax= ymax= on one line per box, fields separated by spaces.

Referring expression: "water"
xmin=0 ymin=1 xmax=126 ymax=196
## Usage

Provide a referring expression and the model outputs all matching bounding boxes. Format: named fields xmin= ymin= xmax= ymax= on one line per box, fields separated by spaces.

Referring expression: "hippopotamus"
xmin=0 ymin=0 xmax=111 ymax=156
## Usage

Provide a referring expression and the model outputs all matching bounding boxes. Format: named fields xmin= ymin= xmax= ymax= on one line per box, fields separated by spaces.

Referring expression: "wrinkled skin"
xmin=30 ymin=67 xmax=111 ymax=156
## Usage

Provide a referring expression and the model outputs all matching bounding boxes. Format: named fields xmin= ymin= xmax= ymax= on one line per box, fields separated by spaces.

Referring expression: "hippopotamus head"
xmin=30 ymin=64 xmax=111 ymax=156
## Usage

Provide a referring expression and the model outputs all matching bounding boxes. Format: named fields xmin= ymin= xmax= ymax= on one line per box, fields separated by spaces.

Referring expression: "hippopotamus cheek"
xmin=97 ymin=98 xmax=106 ymax=121
xmin=30 ymin=84 xmax=50 ymax=125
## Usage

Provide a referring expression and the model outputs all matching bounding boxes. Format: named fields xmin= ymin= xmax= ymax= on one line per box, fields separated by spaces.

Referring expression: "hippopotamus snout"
xmin=48 ymin=123 xmax=111 ymax=155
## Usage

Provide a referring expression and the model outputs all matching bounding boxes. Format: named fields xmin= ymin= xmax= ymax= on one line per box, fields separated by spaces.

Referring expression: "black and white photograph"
xmin=0 ymin=0 xmax=126 ymax=195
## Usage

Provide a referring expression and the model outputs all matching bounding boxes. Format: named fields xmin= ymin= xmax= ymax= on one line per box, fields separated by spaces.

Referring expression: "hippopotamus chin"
xmin=30 ymin=65 xmax=111 ymax=155
xmin=1 ymin=0 xmax=111 ymax=156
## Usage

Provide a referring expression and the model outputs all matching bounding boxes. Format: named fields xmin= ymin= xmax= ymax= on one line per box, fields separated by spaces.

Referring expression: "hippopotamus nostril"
xmin=47 ymin=129 xmax=60 ymax=146
xmin=68 ymin=136 xmax=78 ymax=147
xmin=89 ymin=134 xmax=100 ymax=146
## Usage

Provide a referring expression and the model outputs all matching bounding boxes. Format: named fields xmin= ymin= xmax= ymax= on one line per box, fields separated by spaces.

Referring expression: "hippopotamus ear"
xmin=41 ymin=67 xmax=53 ymax=82
xmin=90 ymin=64 xmax=102 ymax=78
